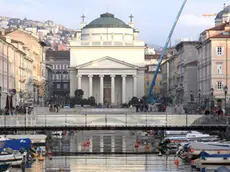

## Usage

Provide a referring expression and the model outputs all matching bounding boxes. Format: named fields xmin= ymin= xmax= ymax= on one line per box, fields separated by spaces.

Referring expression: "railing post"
xmin=125 ymin=114 xmax=127 ymax=126
xmin=85 ymin=114 xmax=87 ymax=126
xmin=146 ymin=113 xmax=147 ymax=126
xmin=105 ymin=114 xmax=107 ymax=126
xmin=26 ymin=107 xmax=28 ymax=127
xmin=65 ymin=114 xmax=67 ymax=126
xmin=166 ymin=113 xmax=168 ymax=126
xmin=4 ymin=114 xmax=6 ymax=127
xmin=186 ymin=114 xmax=188 ymax=126
xmin=45 ymin=112 xmax=47 ymax=127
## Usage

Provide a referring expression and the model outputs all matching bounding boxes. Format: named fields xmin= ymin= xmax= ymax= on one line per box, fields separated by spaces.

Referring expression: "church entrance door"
xmin=104 ymin=88 xmax=111 ymax=104
xmin=104 ymin=76 xmax=111 ymax=104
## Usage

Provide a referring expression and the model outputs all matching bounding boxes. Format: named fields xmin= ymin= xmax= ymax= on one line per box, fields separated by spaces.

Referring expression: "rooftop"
xmin=83 ymin=13 xmax=131 ymax=29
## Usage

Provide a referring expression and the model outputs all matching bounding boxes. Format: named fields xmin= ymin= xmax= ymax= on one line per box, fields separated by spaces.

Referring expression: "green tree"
xmin=88 ymin=96 xmax=96 ymax=106
xmin=128 ymin=97 xmax=138 ymax=106
xmin=74 ymin=89 xmax=84 ymax=98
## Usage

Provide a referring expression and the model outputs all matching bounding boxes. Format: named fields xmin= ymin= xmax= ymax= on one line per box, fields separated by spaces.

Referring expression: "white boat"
xmin=177 ymin=142 xmax=230 ymax=161
xmin=0 ymin=151 xmax=24 ymax=166
xmin=166 ymin=131 xmax=218 ymax=141
xmin=191 ymin=152 xmax=230 ymax=170
xmin=0 ymin=136 xmax=9 ymax=141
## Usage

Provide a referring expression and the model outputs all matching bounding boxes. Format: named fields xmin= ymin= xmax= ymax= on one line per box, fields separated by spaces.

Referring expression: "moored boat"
xmin=192 ymin=152 xmax=230 ymax=170
xmin=0 ymin=162 xmax=10 ymax=171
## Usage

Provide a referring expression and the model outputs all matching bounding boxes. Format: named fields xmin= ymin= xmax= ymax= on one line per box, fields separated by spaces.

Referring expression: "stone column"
xmin=77 ymin=75 xmax=82 ymax=89
xmin=100 ymin=75 xmax=104 ymax=104
xmin=111 ymin=75 xmax=115 ymax=104
xmin=88 ymin=75 xmax=93 ymax=97
xmin=133 ymin=75 xmax=137 ymax=97
xmin=122 ymin=75 xmax=126 ymax=103
xmin=69 ymin=68 xmax=76 ymax=97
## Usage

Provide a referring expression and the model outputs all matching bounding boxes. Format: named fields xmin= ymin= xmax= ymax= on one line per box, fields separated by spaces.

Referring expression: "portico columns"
xmin=69 ymin=68 xmax=76 ymax=97
xmin=111 ymin=75 xmax=115 ymax=104
xmin=88 ymin=75 xmax=93 ymax=97
xmin=100 ymin=75 xmax=104 ymax=104
xmin=77 ymin=75 xmax=82 ymax=89
xmin=122 ymin=75 xmax=126 ymax=103
xmin=133 ymin=75 xmax=137 ymax=97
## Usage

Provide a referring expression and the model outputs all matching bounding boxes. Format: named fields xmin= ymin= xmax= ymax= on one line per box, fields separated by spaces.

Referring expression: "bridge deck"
xmin=0 ymin=114 xmax=229 ymax=131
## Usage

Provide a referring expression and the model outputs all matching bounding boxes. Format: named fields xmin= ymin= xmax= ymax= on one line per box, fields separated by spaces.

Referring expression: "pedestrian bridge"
xmin=0 ymin=114 xmax=229 ymax=131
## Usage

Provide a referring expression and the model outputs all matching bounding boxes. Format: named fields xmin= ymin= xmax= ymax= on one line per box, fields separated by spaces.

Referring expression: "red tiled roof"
xmin=206 ymin=23 xmax=227 ymax=31
xmin=210 ymin=32 xmax=230 ymax=38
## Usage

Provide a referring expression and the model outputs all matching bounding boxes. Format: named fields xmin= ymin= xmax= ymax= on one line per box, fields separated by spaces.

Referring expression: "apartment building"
xmin=197 ymin=22 xmax=230 ymax=103
xmin=160 ymin=47 xmax=178 ymax=103
xmin=176 ymin=41 xmax=200 ymax=103
xmin=4 ymin=29 xmax=46 ymax=106
xmin=46 ymin=51 xmax=70 ymax=105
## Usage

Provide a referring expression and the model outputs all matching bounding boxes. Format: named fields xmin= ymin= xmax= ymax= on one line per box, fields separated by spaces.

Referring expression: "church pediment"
xmin=76 ymin=56 xmax=138 ymax=69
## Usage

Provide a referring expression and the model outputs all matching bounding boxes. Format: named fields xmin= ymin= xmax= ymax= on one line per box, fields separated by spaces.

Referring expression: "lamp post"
xmin=223 ymin=85 xmax=228 ymax=116
xmin=210 ymin=88 xmax=214 ymax=113
xmin=190 ymin=91 xmax=193 ymax=102
xmin=198 ymin=89 xmax=201 ymax=113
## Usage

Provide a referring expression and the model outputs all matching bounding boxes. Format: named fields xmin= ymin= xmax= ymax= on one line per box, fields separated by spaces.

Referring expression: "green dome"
xmin=84 ymin=13 xmax=131 ymax=29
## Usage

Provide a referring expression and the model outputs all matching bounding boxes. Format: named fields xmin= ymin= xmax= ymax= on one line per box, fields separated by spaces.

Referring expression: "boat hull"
xmin=0 ymin=162 xmax=10 ymax=171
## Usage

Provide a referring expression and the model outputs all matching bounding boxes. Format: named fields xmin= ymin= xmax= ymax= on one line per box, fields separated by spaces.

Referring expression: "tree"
xmin=88 ymin=96 xmax=96 ymax=106
xmin=74 ymin=89 xmax=84 ymax=98
xmin=128 ymin=97 xmax=138 ymax=106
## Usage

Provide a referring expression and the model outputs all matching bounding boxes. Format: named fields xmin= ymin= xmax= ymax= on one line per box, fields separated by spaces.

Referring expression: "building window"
xmin=56 ymin=84 xmax=61 ymax=89
xmin=217 ymin=63 xmax=223 ymax=74
xmin=217 ymin=81 xmax=222 ymax=90
xmin=216 ymin=47 xmax=223 ymax=56
xmin=64 ymin=84 xmax=68 ymax=89
xmin=56 ymin=74 xmax=59 ymax=80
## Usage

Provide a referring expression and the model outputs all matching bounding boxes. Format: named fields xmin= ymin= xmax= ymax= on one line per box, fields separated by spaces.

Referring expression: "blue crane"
xmin=146 ymin=0 xmax=188 ymax=103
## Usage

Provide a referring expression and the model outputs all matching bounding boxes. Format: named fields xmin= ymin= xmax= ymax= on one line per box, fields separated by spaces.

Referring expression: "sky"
xmin=0 ymin=0 xmax=227 ymax=46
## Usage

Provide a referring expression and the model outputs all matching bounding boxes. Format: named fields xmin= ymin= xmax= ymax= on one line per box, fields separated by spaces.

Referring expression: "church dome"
xmin=84 ymin=13 xmax=131 ymax=29
xmin=223 ymin=5 xmax=230 ymax=14
xmin=215 ymin=10 xmax=223 ymax=20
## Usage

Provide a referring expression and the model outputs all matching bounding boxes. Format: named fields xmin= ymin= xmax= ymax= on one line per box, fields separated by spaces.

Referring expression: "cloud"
xmin=179 ymin=14 xmax=214 ymax=27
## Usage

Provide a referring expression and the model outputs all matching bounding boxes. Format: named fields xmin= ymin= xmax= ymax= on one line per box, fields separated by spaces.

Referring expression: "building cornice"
xmin=176 ymin=41 xmax=200 ymax=51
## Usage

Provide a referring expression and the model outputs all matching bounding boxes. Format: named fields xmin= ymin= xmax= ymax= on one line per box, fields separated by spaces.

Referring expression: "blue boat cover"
xmin=201 ymin=151 xmax=230 ymax=158
xmin=0 ymin=138 xmax=31 ymax=152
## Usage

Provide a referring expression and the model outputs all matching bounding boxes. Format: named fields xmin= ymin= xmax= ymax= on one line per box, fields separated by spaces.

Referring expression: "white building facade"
xmin=69 ymin=13 xmax=145 ymax=105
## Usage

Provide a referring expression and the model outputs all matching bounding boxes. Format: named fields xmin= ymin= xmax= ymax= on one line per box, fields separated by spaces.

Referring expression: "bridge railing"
xmin=0 ymin=114 xmax=228 ymax=127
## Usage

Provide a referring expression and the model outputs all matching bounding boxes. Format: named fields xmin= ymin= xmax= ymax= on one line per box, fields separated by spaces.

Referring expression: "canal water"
xmin=7 ymin=130 xmax=224 ymax=171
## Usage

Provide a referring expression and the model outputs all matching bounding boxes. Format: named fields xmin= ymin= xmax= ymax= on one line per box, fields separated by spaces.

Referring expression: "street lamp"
xmin=190 ymin=91 xmax=193 ymax=102
xmin=210 ymin=88 xmax=214 ymax=113
xmin=198 ymin=89 xmax=201 ymax=112
xmin=223 ymin=85 xmax=228 ymax=116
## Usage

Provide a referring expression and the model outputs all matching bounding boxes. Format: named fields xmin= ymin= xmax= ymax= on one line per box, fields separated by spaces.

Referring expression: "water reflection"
xmin=42 ymin=155 xmax=193 ymax=172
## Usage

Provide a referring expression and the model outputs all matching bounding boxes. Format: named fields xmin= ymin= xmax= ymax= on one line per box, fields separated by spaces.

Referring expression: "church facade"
xmin=69 ymin=13 xmax=145 ymax=105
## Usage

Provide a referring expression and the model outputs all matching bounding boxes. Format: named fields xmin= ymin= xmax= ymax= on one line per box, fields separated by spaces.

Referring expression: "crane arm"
xmin=147 ymin=0 xmax=187 ymax=97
